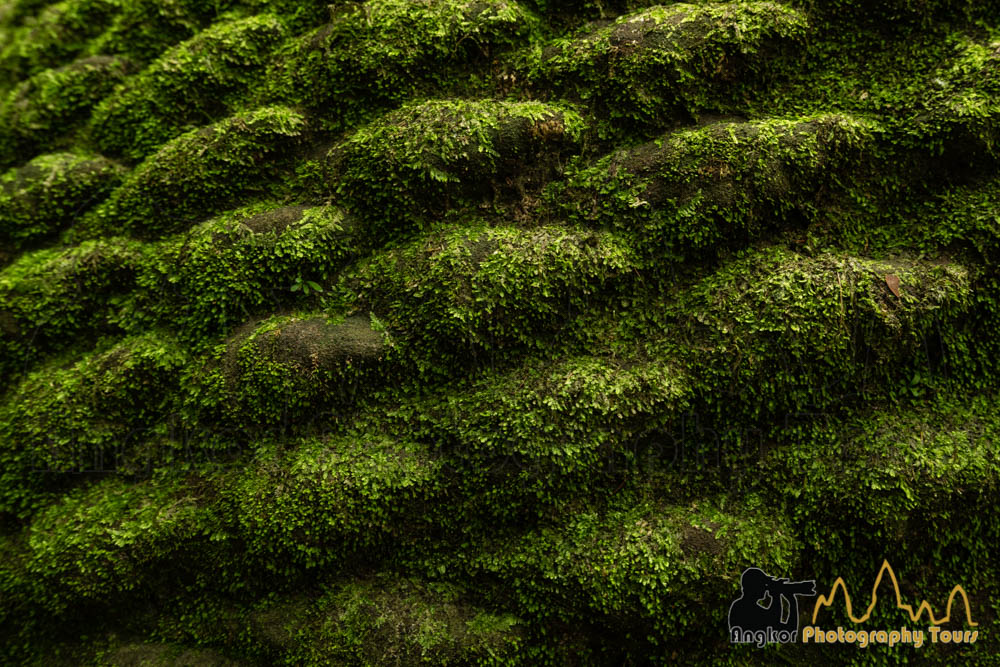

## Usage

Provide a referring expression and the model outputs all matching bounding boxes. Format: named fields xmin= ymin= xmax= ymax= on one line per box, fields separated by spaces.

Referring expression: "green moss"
xmin=193 ymin=312 xmax=395 ymax=429
xmin=0 ymin=152 xmax=124 ymax=259
xmin=521 ymin=2 xmax=810 ymax=133
xmin=0 ymin=333 xmax=186 ymax=521
xmin=667 ymin=247 xmax=973 ymax=422
xmin=1 ymin=0 xmax=1000 ymax=664
xmin=100 ymin=643 xmax=242 ymax=667
xmin=0 ymin=0 xmax=120 ymax=87
xmin=907 ymin=36 xmax=1000 ymax=161
xmin=233 ymin=435 xmax=442 ymax=571
xmin=90 ymin=14 xmax=286 ymax=161
xmin=349 ymin=221 xmax=632 ymax=368
xmin=74 ymin=106 xmax=307 ymax=239
xmin=9 ymin=473 xmax=218 ymax=615
xmin=0 ymin=55 xmax=129 ymax=163
xmin=84 ymin=0 xmax=226 ymax=65
xmin=752 ymin=392 xmax=1000 ymax=664
xmin=262 ymin=0 xmax=540 ymax=128
xmin=0 ymin=238 xmax=140 ymax=384
xmin=464 ymin=490 xmax=798 ymax=658
xmin=550 ymin=114 xmax=876 ymax=263
xmin=283 ymin=576 xmax=525 ymax=665
xmin=326 ymin=99 xmax=583 ymax=233
xmin=131 ymin=203 xmax=359 ymax=341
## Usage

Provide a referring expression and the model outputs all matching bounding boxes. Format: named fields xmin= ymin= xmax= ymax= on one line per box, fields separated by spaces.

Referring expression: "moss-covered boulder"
xmin=76 ymin=106 xmax=307 ymax=239
xmin=0 ymin=0 xmax=120 ymax=86
xmin=3 ymin=474 xmax=219 ymax=616
xmin=91 ymin=14 xmax=287 ymax=162
xmin=84 ymin=0 xmax=226 ymax=65
xmin=234 ymin=435 xmax=443 ymax=571
xmin=908 ymin=36 xmax=1000 ymax=162
xmin=463 ymin=490 xmax=799 ymax=660
xmin=252 ymin=577 xmax=525 ymax=665
xmin=0 ymin=152 xmax=123 ymax=258
xmin=133 ymin=203 xmax=359 ymax=340
xmin=351 ymin=222 xmax=633 ymax=366
xmin=326 ymin=99 xmax=584 ymax=233
xmin=194 ymin=312 xmax=395 ymax=429
xmin=100 ymin=643 xmax=242 ymax=667
xmin=0 ymin=55 xmax=129 ymax=163
xmin=0 ymin=334 xmax=186 ymax=520
xmin=670 ymin=248 xmax=973 ymax=423
xmin=0 ymin=238 xmax=140 ymax=383
xmin=262 ymin=0 xmax=540 ymax=129
xmin=522 ymin=2 xmax=810 ymax=132
xmin=551 ymin=114 xmax=875 ymax=263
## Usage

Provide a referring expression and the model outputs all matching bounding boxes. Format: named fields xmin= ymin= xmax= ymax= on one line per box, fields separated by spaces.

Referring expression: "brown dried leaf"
xmin=885 ymin=274 xmax=901 ymax=298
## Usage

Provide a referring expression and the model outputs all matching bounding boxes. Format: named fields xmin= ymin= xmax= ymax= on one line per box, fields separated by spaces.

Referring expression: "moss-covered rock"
xmin=285 ymin=577 xmax=525 ymax=665
xmin=551 ymin=114 xmax=875 ymax=263
xmin=350 ymin=222 xmax=633 ymax=367
xmin=90 ymin=14 xmax=286 ymax=162
xmin=668 ymin=248 xmax=973 ymax=423
xmin=0 ymin=152 xmax=124 ymax=258
xmin=2 ymin=0 xmax=1000 ymax=663
xmin=463 ymin=490 xmax=799 ymax=659
xmin=908 ymin=36 xmax=1000 ymax=162
xmin=76 ymin=106 xmax=307 ymax=239
xmin=100 ymin=643 xmax=243 ymax=667
xmin=262 ymin=0 xmax=539 ymax=129
xmin=0 ymin=55 xmax=129 ymax=163
xmin=0 ymin=238 xmax=140 ymax=383
xmin=5 ymin=474 xmax=219 ymax=616
xmin=0 ymin=334 xmax=186 ymax=520
xmin=84 ymin=0 xmax=226 ymax=65
xmin=326 ymin=99 xmax=584 ymax=233
xmin=0 ymin=0 xmax=120 ymax=87
xmin=193 ymin=312 xmax=395 ymax=429
xmin=132 ymin=203 xmax=359 ymax=340
xmin=234 ymin=435 xmax=442 ymax=571
xmin=521 ymin=2 xmax=810 ymax=132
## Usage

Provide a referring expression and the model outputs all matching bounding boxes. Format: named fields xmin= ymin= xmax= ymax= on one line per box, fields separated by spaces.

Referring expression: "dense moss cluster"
xmin=1 ymin=0 xmax=999 ymax=664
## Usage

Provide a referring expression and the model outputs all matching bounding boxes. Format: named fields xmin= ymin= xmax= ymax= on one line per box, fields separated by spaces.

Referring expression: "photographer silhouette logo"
xmin=729 ymin=567 xmax=817 ymax=647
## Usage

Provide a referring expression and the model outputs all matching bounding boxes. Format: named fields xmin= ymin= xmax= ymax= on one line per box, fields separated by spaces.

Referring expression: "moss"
xmin=262 ymin=0 xmax=540 ymax=129
xmin=8 ymin=474 xmax=218 ymax=616
xmin=233 ymin=435 xmax=442 ymax=571
xmin=667 ymin=247 xmax=974 ymax=423
xmin=90 ymin=14 xmax=286 ymax=162
xmin=269 ymin=576 xmax=524 ymax=665
xmin=753 ymin=392 xmax=1000 ymax=663
xmin=326 ymin=99 xmax=584 ymax=233
xmin=84 ymin=0 xmax=228 ymax=65
xmin=907 ymin=36 xmax=1000 ymax=161
xmin=74 ymin=106 xmax=307 ymax=239
xmin=0 ymin=55 xmax=130 ymax=163
xmin=0 ymin=152 xmax=124 ymax=257
xmin=550 ymin=114 xmax=876 ymax=264
xmin=521 ymin=2 xmax=810 ymax=133
xmin=0 ymin=0 xmax=120 ymax=87
xmin=101 ymin=643 xmax=242 ymax=666
xmin=2 ymin=0 xmax=1000 ymax=664
xmin=196 ymin=312 xmax=394 ymax=428
xmin=399 ymin=350 xmax=693 ymax=503
xmin=0 ymin=333 xmax=186 ymax=521
xmin=131 ymin=203 xmax=359 ymax=340
xmin=349 ymin=221 xmax=633 ymax=368
xmin=0 ymin=238 xmax=140 ymax=384
xmin=464 ymin=489 xmax=798 ymax=657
